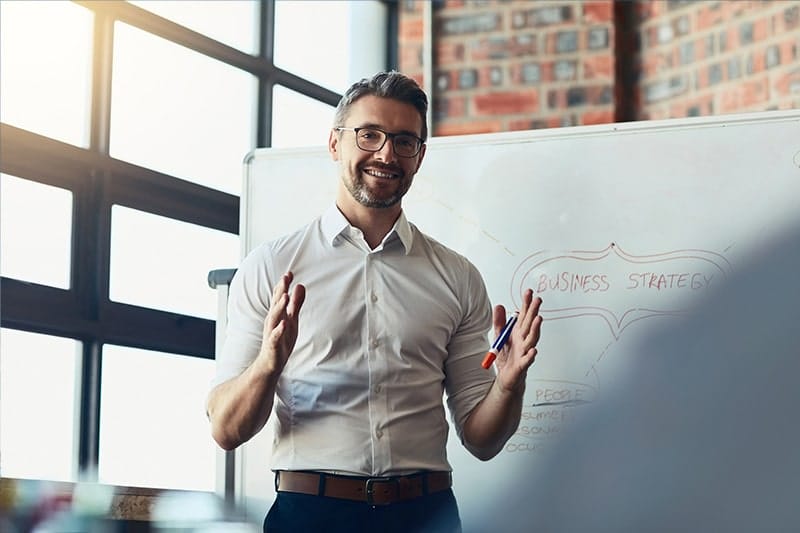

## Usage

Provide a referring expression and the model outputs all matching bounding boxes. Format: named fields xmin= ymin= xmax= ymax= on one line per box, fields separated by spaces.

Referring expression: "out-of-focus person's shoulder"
xmin=476 ymin=220 xmax=800 ymax=533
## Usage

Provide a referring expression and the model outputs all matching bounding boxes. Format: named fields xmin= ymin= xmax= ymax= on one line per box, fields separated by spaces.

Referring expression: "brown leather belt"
xmin=275 ymin=470 xmax=452 ymax=506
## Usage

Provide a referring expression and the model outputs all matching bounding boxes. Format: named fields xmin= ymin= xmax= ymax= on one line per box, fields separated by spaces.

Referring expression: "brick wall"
xmin=398 ymin=0 xmax=426 ymax=88
xmin=397 ymin=0 xmax=800 ymax=137
xmin=639 ymin=0 xmax=800 ymax=120
xmin=409 ymin=0 xmax=616 ymax=136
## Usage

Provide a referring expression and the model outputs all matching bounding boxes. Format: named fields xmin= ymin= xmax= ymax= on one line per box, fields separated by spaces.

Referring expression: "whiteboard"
xmin=237 ymin=110 xmax=800 ymax=528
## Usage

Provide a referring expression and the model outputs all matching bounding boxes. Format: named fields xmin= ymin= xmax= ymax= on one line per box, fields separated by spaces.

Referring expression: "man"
xmin=206 ymin=71 xmax=542 ymax=533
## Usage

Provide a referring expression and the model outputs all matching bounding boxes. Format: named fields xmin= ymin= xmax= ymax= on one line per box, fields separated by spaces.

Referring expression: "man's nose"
xmin=373 ymin=136 xmax=397 ymax=163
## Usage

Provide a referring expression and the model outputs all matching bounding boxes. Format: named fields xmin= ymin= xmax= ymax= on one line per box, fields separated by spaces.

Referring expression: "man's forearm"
xmin=207 ymin=363 xmax=278 ymax=450
xmin=461 ymin=379 xmax=526 ymax=461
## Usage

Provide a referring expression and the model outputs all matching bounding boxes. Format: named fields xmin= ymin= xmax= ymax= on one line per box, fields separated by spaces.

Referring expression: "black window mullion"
xmin=77 ymin=340 xmax=103 ymax=477
xmin=384 ymin=0 xmax=399 ymax=70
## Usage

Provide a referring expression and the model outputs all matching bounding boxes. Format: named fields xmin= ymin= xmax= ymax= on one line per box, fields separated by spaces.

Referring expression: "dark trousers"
xmin=264 ymin=489 xmax=462 ymax=533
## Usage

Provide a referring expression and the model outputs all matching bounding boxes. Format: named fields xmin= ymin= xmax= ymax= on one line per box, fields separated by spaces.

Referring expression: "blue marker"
xmin=482 ymin=312 xmax=518 ymax=369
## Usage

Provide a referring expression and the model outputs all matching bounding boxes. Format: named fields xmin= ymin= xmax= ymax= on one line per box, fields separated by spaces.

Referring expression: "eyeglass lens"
xmin=356 ymin=128 xmax=420 ymax=157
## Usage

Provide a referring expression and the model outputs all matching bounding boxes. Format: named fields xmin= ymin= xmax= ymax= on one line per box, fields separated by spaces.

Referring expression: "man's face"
xmin=329 ymin=95 xmax=426 ymax=210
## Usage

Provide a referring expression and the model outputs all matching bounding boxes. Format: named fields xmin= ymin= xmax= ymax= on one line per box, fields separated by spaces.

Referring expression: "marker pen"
xmin=481 ymin=312 xmax=518 ymax=369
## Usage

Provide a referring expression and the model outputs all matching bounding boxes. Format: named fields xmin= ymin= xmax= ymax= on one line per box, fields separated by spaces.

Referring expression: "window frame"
xmin=0 ymin=0 xmax=397 ymax=484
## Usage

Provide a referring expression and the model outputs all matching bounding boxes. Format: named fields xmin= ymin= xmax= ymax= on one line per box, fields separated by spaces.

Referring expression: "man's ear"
xmin=328 ymin=129 xmax=340 ymax=161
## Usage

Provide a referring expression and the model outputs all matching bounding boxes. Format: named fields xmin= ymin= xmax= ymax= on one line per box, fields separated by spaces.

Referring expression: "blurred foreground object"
xmin=477 ymin=219 xmax=800 ymax=532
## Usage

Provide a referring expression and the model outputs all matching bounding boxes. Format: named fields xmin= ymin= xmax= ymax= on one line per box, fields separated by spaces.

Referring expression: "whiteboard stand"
xmin=207 ymin=268 xmax=245 ymax=510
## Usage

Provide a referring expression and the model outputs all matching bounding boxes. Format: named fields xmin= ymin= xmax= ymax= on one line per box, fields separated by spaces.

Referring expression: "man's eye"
xmin=396 ymin=137 xmax=415 ymax=148
xmin=359 ymin=130 xmax=379 ymax=140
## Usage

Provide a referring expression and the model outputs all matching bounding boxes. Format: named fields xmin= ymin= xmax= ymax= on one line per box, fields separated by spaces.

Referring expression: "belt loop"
xmin=274 ymin=471 xmax=281 ymax=492
xmin=317 ymin=472 xmax=326 ymax=496
xmin=421 ymin=472 xmax=429 ymax=495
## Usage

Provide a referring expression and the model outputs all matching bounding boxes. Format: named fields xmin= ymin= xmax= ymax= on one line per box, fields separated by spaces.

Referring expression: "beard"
xmin=343 ymin=166 xmax=411 ymax=208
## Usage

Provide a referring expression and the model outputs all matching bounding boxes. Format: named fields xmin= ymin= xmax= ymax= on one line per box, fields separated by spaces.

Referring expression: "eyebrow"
xmin=356 ymin=123 xmax=422 ymax=138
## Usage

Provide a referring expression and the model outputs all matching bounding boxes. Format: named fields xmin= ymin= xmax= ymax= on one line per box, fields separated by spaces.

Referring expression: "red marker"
xmin=481 ymin=312 xmax=518 ymax=369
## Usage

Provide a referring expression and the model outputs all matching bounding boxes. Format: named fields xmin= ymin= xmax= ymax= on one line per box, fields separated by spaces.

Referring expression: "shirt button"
xmin=376 ymin=429 xmax=383 ymax=439
xmin=374 ymin=385 xmax=382 ymax=394
xmin=371 ymin=293 xmax=378 ymax=303
xmin=371 ymin=339 xmax=379 ymax=349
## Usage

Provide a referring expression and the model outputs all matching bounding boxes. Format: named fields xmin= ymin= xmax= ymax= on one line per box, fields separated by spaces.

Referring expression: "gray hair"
xmin=333 ymin=70 xmax=429 ymax=142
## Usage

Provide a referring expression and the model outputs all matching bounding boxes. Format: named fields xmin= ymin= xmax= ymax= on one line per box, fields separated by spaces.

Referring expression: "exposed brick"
xmin=753 ymin=18 xmax=768 ymax=42
xmin=588 ymin=85 xmax=613 ymax=105
xmin=434 ymin=120 xmax=503 ymax=137
xmin=584 ymin=54 xmax=614 ymax=80
xmin=780 ymin=39 xmax=797 ymax=65
xmin=752 ymin=49 xmax=766 ymax=73
xmin=400 ymin=45 xmax=424 ymax=72
xmin=473 ymin=90 xmax=540 ymax=115
xmin=719 ymin=77 xmax=770 ymax=112
xmin=695 ymin=68 xmax=708 ymax=90
xmin=443 ymin=0 xmax=465 ymax=8
xmin=774 ymin=68 xmax=800 ymax=97
xmin=697 ymin=3 xmax=723 ymax=30
xmin=510 ymin=34 xmax=538 ymax=56
xmin=400 ymin=18 xmax=424 ymax=41
xmin=581 ymin=109 xmax=614 ymax=125
xmin=438 ymin=96 xmax=466 ymax=119
xmin=436 ymin=42 xmax=465 ymax=64
xmin=508 ymin=118 xmax=547 ymax=131
xmin=583 ymin=1 xmax=612 ymax=24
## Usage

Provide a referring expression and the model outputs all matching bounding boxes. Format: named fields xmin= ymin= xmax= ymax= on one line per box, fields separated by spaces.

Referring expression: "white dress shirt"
xmin=215 ymin=205 xmax=494 ymax=476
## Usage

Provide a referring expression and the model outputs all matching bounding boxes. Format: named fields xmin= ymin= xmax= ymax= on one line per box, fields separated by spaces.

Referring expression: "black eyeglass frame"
xmin=334 ymin=127 xmax=425 ymax=158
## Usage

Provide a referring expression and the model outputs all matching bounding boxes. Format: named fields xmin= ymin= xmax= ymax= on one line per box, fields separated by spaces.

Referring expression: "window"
xmin=271 ymin=86 xmax=336 ymax=148
xmin=128 ymin=0 xmax=259 ymax=54
xmin=274 ymin=0 xmax=388 ymax=94
xmin=110 ymin=22 xmax=257 ymax=195
xmin=0 ymin=329 xmax=80 ymax=481
xmin=0 ymin=1 xmax=93 ymax=147
xmin=98 ymin=345 xmax=216 ymax=491
xmin=109 ymin=206 xmax=239 ymax=320
xmin=0 ymin=0 xmax=393 ymax=492
xmin=0 ymin=174 xmax=73 ymax=289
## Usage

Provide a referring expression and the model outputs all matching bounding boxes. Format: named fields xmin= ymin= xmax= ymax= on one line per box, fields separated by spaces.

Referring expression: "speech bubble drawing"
xmin=511 ymin=243 xmax=732 ymax=340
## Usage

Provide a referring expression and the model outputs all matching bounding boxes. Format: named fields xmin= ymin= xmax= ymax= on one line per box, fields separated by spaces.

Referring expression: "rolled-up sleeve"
xmin=443 ymin=260 xmax=494 ymax=442
xmin=211 ymin=244 xmax=275 ymax=388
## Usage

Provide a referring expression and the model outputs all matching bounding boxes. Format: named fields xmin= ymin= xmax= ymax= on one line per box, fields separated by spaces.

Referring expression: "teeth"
xmin=365 ymin=169 xmax=397 ymax=179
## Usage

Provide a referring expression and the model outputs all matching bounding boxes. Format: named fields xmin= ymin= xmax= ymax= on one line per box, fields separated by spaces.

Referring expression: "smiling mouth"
xmin=363 ymin=167 xmax=402 ymax=180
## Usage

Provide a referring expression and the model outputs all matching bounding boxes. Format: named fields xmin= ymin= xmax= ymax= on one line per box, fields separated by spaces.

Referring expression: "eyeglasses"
xmin=335 ymin=127 xmax=424 ymax=158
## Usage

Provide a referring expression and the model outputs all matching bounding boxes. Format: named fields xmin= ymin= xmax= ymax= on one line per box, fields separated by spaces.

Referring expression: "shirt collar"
xmin=321 ymin=204 xmax=414 ymax=254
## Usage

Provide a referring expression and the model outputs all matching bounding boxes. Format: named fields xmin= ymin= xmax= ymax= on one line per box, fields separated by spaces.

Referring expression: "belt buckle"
xmin=365 ymin=477 xmax=398 ymax=506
